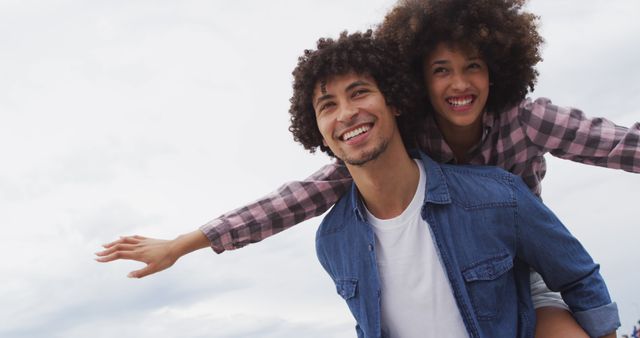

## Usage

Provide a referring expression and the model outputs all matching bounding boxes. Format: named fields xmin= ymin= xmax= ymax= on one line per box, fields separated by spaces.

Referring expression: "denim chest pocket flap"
xmin=335 ymin=278 xmax=358 ymax=300
xmin=462 ymin=254 xmax=514 ymax=320
xmin=462 ymin=253 xmax=513 ymax=282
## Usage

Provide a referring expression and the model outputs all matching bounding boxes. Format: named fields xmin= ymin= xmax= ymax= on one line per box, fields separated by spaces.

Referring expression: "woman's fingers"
xmin=95 ymin=243 xmax=138 ymax=257
xmin=94 ymin=250 xmax=140 ymax=263
xmin=102 ymin=235 xmax=142 ymax=248
xmin=128 ymin=264 xmax=157 ymax=279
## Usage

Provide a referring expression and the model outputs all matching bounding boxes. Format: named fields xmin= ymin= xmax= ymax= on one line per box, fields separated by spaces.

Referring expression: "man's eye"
xmin=320 ymin=102 xmax=335 ymax=112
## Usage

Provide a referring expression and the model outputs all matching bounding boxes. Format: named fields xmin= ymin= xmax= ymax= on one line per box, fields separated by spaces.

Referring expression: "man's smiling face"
xmin=313 ymin=72 xmax=400 ymax=166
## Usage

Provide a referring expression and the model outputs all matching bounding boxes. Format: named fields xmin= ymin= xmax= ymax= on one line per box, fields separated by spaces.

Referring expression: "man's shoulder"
xmin=417 ymin=149 xmax=518 ymax=185
xmin=437 ymin=162 xmax=523 ymax=206
xmin=316 ymin=186 xmax=358 ymax=239
xmin=440 ymin=162 xmax=514 ymax=179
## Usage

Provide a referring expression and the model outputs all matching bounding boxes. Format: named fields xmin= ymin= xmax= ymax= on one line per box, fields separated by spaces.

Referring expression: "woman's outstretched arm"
xmin=96 ymin=162 xmax=353 ymax=277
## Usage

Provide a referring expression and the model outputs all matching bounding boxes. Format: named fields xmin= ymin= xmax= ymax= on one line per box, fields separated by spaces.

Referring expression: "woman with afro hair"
xmin=99 ymin=0 xmax=638 ymax=336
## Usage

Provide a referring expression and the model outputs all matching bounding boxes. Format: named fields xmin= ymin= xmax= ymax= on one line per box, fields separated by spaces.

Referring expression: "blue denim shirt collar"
xmin=413 ymin=150 xmax=452 ymax=205
xmin=349 ymin=185 xmax=366 ymax=222
xmin=349 ymin=150 xmax=452 ymax=222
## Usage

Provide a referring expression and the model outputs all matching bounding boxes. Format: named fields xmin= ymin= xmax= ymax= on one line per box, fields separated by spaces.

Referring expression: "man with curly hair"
xmin=290 ymin=31 xmax=618 ymax=338
xmin=98 ymin=0 xmax=638 ymax=335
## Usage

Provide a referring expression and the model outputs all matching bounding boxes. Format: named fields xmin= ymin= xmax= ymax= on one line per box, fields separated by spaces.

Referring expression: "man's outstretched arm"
xmin=95 ymin=230 xmax=210 ymax=278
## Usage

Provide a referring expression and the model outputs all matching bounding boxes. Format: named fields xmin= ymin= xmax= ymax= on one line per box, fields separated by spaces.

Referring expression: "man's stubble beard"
xmin=341 ymin=138 xmax=390 ymax=166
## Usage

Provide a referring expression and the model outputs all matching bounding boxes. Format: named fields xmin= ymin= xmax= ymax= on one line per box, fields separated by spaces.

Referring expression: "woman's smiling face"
xmin=423 ymin=43 xmax=490 ymax=134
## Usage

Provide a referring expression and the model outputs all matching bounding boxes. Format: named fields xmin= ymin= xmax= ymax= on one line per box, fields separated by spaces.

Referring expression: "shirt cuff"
xmin=199 ymin=221 xmax=226 ymax=254
xmin=573 ymin=302 xmax=620 ymax=338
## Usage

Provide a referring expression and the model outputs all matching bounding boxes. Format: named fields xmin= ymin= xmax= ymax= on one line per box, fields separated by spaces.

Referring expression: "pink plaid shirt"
xmin=201 ymin=97 xmax=640 ymax=253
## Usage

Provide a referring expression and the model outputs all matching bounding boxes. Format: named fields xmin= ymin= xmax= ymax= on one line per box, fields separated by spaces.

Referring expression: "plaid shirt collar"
xmin=421 ymin=109 xmax=494 ymax=164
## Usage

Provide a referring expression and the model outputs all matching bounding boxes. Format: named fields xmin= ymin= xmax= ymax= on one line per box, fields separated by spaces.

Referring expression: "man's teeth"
xmin=342 ymin=126 xmax=370 ymax=141
xmin=448 ymin=96 xmax=473 ymax=106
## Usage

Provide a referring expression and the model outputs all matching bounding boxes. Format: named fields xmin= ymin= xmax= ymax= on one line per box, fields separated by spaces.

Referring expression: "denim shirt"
xmin=315 ymin=151 xmax=620 ymax=338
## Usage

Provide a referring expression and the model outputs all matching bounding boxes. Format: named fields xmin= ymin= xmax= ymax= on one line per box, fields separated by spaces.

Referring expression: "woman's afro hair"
xmin=376 ymin=0 xmax=544 ymax=113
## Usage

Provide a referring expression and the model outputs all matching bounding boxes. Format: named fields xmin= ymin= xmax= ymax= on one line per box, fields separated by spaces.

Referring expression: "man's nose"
xmin=337 ymin=102 xmax=358 ymax=122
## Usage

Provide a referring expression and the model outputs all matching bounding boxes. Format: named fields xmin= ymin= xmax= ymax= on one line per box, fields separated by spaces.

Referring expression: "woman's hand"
xmin=95 ymin=230 xmax=210 ymax=278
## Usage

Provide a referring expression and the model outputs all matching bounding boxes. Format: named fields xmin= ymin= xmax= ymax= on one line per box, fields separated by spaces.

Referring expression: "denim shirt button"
xmin=368 ymin=244 xmax=374 ymax=251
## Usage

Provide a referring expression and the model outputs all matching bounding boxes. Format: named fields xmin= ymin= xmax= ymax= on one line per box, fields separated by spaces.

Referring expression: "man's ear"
xmin=392 ymin=107 xmax=401 ymax=117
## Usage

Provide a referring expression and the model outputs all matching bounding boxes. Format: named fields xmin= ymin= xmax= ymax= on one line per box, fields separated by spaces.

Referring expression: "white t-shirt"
xmin=364 ymin=160 xmax=468 ymax=337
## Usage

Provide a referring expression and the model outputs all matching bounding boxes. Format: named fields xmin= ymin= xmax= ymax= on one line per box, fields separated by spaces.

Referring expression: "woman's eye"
xmin=468 ymin=62 xmax=482 ymax=70
xmin=353 ymin=89 xmax=368 ymax=98
xmin=433 ymin=67 xmax=448 ymax=75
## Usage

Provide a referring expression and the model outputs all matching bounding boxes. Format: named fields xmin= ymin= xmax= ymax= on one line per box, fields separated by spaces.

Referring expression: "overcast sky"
xmin=1 ymin=1 xmax=639 ymax=337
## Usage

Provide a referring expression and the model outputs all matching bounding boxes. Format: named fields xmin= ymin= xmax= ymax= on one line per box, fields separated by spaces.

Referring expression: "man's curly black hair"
xmin=376 ymin=0 xmax=543 ymax=114
xmin=288 ymin=30 xmax=424 ymax=157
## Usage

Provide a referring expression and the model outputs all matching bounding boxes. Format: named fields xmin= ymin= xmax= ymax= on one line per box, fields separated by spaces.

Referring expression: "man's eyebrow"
xmin=314 ymin=80 xmax=373 ymax=107
xmin=314 ymin=93 xmax=334 ymax=107
xmin=345 ymin=80 xmax=372 ymax=92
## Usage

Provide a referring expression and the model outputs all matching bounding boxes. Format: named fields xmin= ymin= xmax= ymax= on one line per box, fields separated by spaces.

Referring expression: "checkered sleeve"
xmin=199 ymin=162 xmax=352 ymax=253
xmin=519 ymin=97 xmax=640 ymax=172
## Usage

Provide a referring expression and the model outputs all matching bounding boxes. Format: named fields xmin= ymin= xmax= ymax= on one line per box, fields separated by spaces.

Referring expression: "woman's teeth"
xmin=447 ymin=96 xmax=474 ymax=106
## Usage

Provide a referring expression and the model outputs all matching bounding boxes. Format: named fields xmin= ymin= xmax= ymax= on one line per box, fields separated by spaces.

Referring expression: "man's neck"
xmin=347 ymin=141 xmax=420 ymax=220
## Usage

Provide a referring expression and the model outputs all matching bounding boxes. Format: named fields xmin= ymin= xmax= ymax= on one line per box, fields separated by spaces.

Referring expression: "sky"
xmin=0 ymin=0 xmax=639 ymax=337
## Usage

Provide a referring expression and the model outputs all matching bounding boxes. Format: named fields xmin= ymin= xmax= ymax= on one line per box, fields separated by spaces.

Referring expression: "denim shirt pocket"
xmin=335 ymin=278 xmax=358 ymax=300
xmin=334 ymin=279 xmax=364 ymax=336
xmin=462 ymin=253 xmax=513 ymax=320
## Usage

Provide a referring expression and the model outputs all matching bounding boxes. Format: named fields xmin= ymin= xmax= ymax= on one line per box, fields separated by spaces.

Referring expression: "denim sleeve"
xmin=512 ymin=177 xmax=620 ymax=337
xmin=529 ymin=270 xmax=569 ymax=310
xmin=574 ymin=303 xmax=620 ymax=338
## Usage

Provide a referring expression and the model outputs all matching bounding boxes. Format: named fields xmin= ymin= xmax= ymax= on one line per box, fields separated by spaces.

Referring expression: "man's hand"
xmin=95 ymin=230 xmax=210 ymax=278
